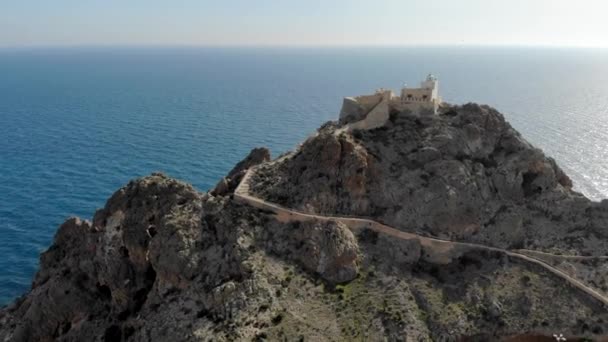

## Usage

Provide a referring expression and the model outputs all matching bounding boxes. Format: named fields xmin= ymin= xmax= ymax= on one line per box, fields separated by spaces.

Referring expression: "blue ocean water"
xmin=1 ymin=47 xmax=607 ymax=305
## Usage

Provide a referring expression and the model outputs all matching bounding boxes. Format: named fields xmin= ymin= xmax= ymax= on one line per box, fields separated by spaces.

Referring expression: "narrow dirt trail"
xmin=234 ymin=168 xmax=608 ymax=308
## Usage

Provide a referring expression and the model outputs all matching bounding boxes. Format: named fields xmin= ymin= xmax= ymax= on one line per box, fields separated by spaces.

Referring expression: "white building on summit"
xmin=339 ymin=74 xmax=442 ymax=130
xmin=399 ymin=74 xmax=440 ymax=111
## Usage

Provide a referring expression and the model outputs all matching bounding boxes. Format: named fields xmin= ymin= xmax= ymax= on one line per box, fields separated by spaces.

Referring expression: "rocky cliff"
xmin=2 ymin=103 xmax=608 ymax=341
xmin=252 ymin=104 xmax=608 ymax=255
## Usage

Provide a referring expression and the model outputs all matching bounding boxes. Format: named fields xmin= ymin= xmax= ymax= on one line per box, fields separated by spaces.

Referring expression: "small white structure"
xmin=399 ymin=74 xmax=440 ymax=112
xmin=339 ymin=74 xmax=442 ymax=130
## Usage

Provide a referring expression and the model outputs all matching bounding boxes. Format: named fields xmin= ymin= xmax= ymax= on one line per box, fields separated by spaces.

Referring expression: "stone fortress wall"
xmin=351 ymin=93 xmax=384 ymax=112
xmin=347 ymin=90 xmax=392 ymax=131
xmin=339 ymin=74 xmax=441 ymax=130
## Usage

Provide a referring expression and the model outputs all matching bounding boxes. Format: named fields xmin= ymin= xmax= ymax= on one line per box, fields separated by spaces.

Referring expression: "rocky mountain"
xmin=2 ymin=103 xmax=608 ymax=341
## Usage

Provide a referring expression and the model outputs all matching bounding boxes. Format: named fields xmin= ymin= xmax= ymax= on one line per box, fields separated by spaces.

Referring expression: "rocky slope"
xmin=2 ymin=103 xmax=608 ymax=341
xmin=252 ymin=104 xmax=608 ymax=255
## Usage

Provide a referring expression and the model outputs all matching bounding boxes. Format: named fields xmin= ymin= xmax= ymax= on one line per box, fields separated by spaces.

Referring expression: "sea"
xmin=1 ymin=46 xmax=607 ymax=305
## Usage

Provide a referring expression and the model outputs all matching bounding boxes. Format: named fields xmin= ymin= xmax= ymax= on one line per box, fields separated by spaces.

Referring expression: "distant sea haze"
xmin=0 ymin=46 xmax=607 ymax=305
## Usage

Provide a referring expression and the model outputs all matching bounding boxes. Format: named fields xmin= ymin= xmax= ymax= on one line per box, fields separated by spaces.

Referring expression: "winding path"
xmin=234 ymin=168 xmax=608 ymax=309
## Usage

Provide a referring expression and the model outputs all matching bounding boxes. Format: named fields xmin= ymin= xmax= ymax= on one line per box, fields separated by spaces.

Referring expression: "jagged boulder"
xmin=251 ymin=132 xmax=372 ymax=215
xmin=211 ymin=147 xmax=270 ymax=196
xmin=307 ymin=220 xmax=359 ymax=283
xmin=226 ymin=147 xmax=271 ymax=180
xmin=90 ymin=173 xmax=204 ymax=311
xmin=261 ymin=219 xmax=360 ymax=283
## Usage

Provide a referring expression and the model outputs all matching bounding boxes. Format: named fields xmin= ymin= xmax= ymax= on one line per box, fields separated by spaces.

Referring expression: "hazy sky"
xmin=1 ymin=0 xmax=607 ymax=47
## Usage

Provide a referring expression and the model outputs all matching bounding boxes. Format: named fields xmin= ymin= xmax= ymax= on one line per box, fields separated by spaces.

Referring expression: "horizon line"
xmin=1 ymin=43 xmax=608 ymax=50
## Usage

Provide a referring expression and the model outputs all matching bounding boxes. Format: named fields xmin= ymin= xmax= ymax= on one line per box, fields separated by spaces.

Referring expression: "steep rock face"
xmin=0 ymin=156 xmax=364 ymax=341
xmin=1 ymin=174 xmax=253 ymax=341
xmin=251 ymin=104 xmax=607 ymax=255
xmin=261 ymin=219 xmax=360 ymax=284
xmin=253 ymin=126 xmax=374 ymax=215
xmin=5 ymin=218 xmax=108 ymax=342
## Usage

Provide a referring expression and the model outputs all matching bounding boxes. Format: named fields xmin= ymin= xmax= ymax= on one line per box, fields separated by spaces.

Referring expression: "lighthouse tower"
xmin=420 ymin=74 xmax=439 ymax=100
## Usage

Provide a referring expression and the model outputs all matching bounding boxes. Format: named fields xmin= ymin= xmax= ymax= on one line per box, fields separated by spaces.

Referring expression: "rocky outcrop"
xmin=251 ymin=124 xmax=373 ymax=215
xmin=0 ymin=174 xmax=252 ymax=341
xmin=261 ymin=219 xmax=360 ymax=284
xmin=0 ymin=159 xmax=362 ymax=341
xmin=2 ymin=102 xmax=608 ymax=341
xmin=211 ymin=147 xmax=270 ymax=196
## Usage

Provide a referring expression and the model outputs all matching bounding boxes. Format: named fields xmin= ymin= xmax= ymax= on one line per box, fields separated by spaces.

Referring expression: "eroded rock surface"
xmin=2 ymin=104 xmax=608 ymax=341
xmin=0 ymin=169 xmax=363 ymax=341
